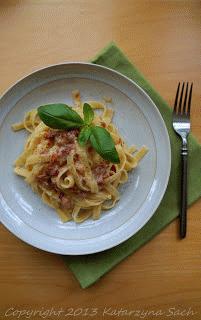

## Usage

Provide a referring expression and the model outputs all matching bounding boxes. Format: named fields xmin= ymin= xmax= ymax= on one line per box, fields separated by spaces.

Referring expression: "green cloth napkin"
xmin=62 ymin=42 xmax=201 ymax=288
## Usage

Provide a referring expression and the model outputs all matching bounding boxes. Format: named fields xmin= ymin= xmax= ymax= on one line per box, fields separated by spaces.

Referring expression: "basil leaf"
xmin=38 ymin=104 xmax=84 ymax=129
xmin=78 ymin=126 xmax=92 ymax=146
xmin=83 ymin=103 xmax=94 ymax=125
xmin=90 ymin=126 xmax=120 ymax=163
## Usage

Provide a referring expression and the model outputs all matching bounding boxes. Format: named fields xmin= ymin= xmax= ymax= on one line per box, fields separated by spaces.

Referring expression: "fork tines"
xmin=174 ymin=82 xmax=193 ymax=116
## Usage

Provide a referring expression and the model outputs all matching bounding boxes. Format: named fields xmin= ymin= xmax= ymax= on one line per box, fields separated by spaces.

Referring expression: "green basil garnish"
xmin=83 ymin=103 xmax=94 ymax=125
xmin=38 ymin=104 xmax=84 ymax=129
xmin=90 ymin=126 xmax=120 ymax=163
xmin=78 ymin=126 xmax=92 ymax=146
xmin=37 ymin=103 xmax=120 ymax=163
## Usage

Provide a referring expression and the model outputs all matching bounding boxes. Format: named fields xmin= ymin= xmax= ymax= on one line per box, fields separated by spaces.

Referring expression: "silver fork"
xmin=172 ymin=82 xmax=193 ymax=238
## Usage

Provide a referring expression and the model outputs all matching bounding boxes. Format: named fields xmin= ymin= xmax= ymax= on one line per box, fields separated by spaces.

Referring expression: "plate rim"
xmin=0 ymin=62 xmax=171 ymax=255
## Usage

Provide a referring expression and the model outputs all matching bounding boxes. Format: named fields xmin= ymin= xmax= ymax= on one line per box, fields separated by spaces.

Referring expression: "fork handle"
xmin=180 ymin=146 xmax=188 ymax=238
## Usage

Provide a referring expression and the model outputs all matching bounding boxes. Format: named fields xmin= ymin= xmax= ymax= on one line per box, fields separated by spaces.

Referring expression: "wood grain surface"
xmin=0 ymin=1 xmax=201 ymax=319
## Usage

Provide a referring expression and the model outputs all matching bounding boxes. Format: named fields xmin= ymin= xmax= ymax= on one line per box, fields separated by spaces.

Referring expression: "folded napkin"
xmin=63 ymin=42 xmax=201 ymax=288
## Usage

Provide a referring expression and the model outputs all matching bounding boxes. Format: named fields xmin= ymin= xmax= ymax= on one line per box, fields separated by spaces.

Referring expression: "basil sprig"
xmin=78 ymin=126 xmax=92 ymax=146
xmin=38 ymin=104 xmax=84 ymax=129
xmin=83 ymin=103 xmax=94 ymax=125
xmin=37 ymin=103 xmax=120 ymax=163
xmin=90 ymin=126 xmax=120 ymax=163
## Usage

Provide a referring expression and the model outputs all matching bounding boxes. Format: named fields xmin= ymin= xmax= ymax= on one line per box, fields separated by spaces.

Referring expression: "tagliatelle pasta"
xmin=12 ymin=91 xmax=148 ymax=223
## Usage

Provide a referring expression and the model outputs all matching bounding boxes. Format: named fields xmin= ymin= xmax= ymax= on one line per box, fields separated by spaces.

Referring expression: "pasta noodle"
xmin=12 ymin=91 xmax=148 ymax=223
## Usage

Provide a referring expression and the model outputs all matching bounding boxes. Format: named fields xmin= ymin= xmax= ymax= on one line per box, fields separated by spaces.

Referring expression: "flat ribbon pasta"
xmin=12 ymin=91 xmax=148 ymax=223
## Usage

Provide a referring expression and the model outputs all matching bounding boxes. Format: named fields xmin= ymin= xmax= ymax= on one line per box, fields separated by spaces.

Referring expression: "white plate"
xmin=0 ymin=63 xmax=171 ymax=255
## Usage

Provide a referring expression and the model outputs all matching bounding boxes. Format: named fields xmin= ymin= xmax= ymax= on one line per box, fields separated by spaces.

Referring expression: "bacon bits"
xmin=92 ymin=162 xmax=110 ymax=184
xmin=36 ymin=129 xmax=79 ymax=189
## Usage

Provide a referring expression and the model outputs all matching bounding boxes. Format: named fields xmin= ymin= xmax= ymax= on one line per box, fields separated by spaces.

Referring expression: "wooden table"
xmin=0 ymin=1 xmax=201 ymax=319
